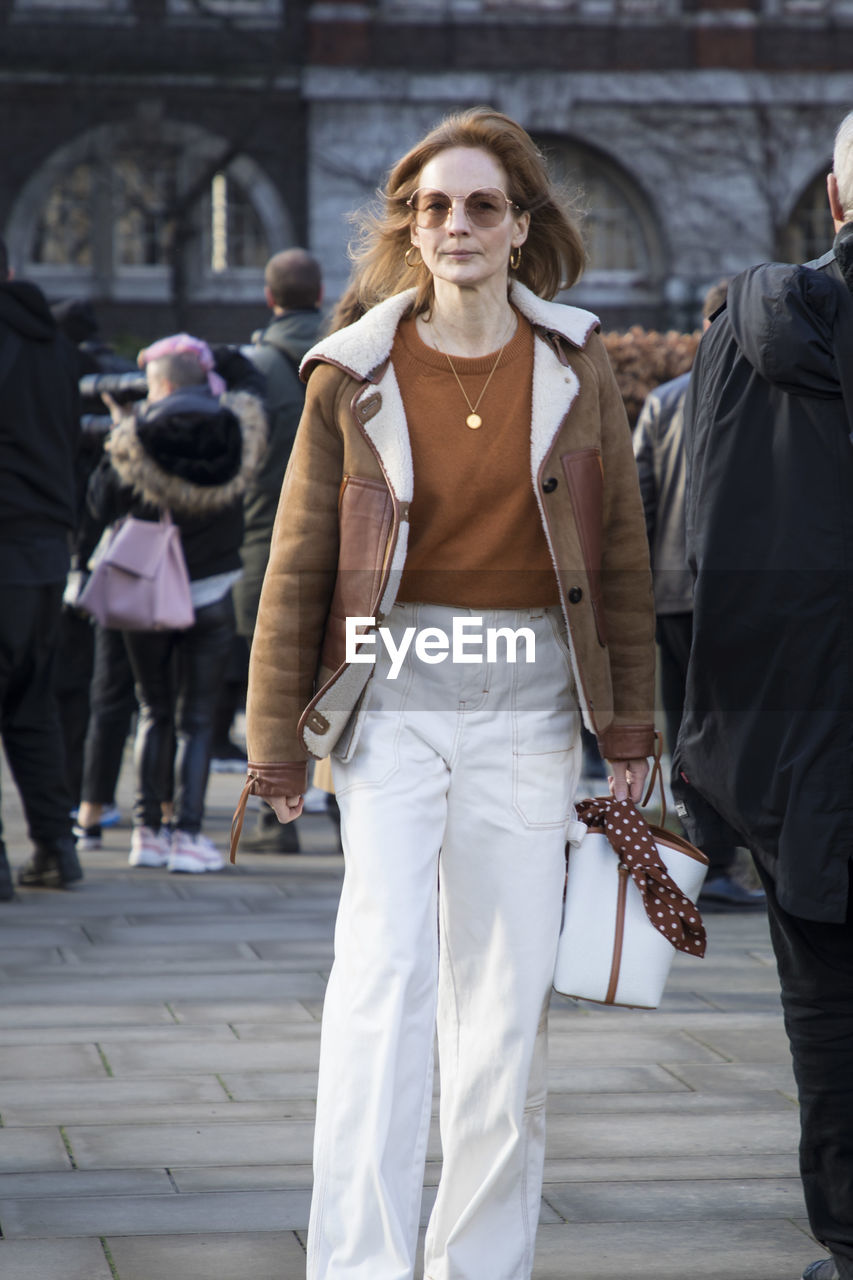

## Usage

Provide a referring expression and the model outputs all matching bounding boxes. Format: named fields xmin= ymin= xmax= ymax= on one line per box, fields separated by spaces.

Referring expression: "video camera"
xmin=78 ymin=370 xmax=149 ymax=405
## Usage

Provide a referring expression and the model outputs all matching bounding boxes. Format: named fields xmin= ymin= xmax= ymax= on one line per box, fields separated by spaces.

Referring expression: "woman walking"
xmin=237 ymin=108 xmax=656 ymax=1279
xmin=90 ymin=335 xmax=265 ymax=872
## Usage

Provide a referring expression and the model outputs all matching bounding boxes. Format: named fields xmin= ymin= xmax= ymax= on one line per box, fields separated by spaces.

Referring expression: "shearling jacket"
xmin=244 ymin=281 xmax=656 ymax=803
xmin=87 ymin=388 xmax=267 ymax=581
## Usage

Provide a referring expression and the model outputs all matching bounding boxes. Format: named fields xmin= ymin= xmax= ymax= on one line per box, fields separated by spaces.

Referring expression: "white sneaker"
xmin=129 ymin=826 xmax=170 ymax=868
xmin=168 ymin=830 xmax=225 ymax=874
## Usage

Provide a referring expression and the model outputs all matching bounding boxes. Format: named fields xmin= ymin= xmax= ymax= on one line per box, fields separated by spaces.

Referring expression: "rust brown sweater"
xmin=394 ymin=313 xmax=560 ymax=608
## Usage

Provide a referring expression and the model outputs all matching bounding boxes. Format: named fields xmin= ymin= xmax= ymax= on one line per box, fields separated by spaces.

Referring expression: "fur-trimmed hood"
xmin=300 ymin=281 xmax=598 ymax=382
xmin=106 ymin=388 xmax=267 ymax=518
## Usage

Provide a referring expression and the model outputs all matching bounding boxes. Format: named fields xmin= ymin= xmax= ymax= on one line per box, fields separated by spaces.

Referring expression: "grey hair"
xmin=146 ymin=351 xmax=208 ymax=390
xmin=833 ymin=110 xmax=853 ymax=221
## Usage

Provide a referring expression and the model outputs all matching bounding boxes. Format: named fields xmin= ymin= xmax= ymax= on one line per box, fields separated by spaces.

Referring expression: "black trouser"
xmin=55 ymin=609 xmax=95 ymax=808
xmin=123 ymin=595 xmax=235 ymax=834
xmin=657 ymin=611 xmax=736 ymax=877
xmin=0 ymin=583 xmax=73 ymax=845
xmin=79 ymin=624 xmax=137 ymax=807
xmin=754 ymin=860 xmax=853 ymax=1280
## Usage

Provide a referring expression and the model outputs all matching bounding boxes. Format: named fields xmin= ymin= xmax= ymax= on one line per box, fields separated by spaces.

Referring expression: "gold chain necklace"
xmin=430 ymin=315 xmax=514 ymax=430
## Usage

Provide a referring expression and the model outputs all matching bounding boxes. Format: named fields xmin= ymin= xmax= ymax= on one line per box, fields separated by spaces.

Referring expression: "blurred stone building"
xmin=1 ymin=0 xmax=849 ymax=341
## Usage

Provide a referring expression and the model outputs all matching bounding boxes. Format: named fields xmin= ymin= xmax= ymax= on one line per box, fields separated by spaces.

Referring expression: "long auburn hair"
xmin=329 ymin=107 xmax=586 ymax=332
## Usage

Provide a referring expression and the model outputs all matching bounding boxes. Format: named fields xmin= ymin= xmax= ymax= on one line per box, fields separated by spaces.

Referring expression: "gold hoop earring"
xmin=405 ymin=245 xmax=421 ymax=268
xmin=509 ymin=246 xmax=522 ymax=271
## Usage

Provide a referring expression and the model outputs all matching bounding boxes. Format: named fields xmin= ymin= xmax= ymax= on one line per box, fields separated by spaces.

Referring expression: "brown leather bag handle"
xmin=640 ymin=730 xmax=666 ymax=825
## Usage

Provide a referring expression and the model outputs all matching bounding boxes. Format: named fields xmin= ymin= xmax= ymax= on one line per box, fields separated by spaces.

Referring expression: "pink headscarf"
xmin=138 ymin=333 xmax=226 ymax=397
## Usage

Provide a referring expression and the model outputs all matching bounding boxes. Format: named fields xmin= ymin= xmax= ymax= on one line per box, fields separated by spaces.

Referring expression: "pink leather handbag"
xmin=78 ymin=511 xmax=195 ymax=632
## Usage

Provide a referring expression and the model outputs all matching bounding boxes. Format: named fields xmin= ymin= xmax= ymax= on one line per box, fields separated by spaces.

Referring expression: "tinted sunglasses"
xmin=406 ymin=187 xmax=521 ymax=229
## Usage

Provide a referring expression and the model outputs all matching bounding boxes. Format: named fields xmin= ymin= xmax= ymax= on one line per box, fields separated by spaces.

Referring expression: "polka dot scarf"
xmin=575 ymin=797 xmax=707 ymax=958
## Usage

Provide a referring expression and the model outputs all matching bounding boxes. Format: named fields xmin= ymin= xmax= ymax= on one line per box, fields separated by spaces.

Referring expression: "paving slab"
xmin=663 ymin=1062 xmax=797 ymax=1094
xmin=105 ymin=1231 xmax=308 ymax=1280
xmin=545 ymin=1088 xmax=796 ymax=1115
xmin=171 ymin=1000 xmax=318 ymax=1024
xmin=681 ymin=1024 xmax=793 ymax=1061
xmin=545 ymin=1030 xmax=726 ymax=1064
xmin=0 ymin=1129 xmax=71 ymax=1173
xmin=2 ymin=1099 xmax=315 ymax=1127
xmin=543 ymin=1110 xmax=800 ymax=1158
xmin=543 ymin=1176 xmax=806 ymax=1222
xmin=544 ymin=1063 xmax=689 ymax=1092
xmin=217 ymin=1071 xmax=321 ymax=1101
xmin=64 ymin=1120 xmax=317 ymax=1169
xmin=530 ymin=1218 xmax=816 ymax=1280
xmin=0 ymin=1003 xmax=176 ymax=1028
xmin=541 ymin=1153 xmax=801 ymax=1182
xmin=0 ymin=921 xmax=91 ymax=948
xmin=0 ymin=971 xmax=328 ymax=1004
xmin=0 ymin=1023 xmax=239 ymax=1046
xmin=0 ymin=1237 xmax=115 ymax=1280
xmin=0 ymin=1074 xmax=226 ymax=1112
xmin=170 ymin=1163 xmax=315 ymax=1192
xmin=0 ymin=1168 xmax=172 ymax=1197
xmin=85 ymin=916 xmax=336 ymax=945
xmin=97 ymin=1037 xmax=323 ymax=1076
xmin=0 ymin=1043 xmax=108 ymax=1080
xmin=0 ymin=1186 xmax=313 ymax=1237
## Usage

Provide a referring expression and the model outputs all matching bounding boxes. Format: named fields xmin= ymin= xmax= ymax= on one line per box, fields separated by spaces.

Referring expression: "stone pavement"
xmin=0 ymin=760 xmax=822 ymax=1280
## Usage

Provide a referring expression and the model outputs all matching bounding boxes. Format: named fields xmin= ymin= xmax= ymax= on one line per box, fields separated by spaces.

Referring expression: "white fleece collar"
xmin=301 ymin=282 xmax=599 ymax=380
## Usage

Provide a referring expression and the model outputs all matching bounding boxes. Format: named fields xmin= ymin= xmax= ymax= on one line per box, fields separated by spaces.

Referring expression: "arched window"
xmin=531 ymin=134 xmax=666 ymax=311
xmin=781 ymin=167 xmax=836 ymax=264
xmin=8 ymin=121 xmax=292 ymax=304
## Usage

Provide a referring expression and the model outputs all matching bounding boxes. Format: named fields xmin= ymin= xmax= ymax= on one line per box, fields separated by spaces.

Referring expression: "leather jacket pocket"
xmin=320 ymin=475 xmax=394 ymax=672
xmin=560 ymin=449 xmax=607 ymax=647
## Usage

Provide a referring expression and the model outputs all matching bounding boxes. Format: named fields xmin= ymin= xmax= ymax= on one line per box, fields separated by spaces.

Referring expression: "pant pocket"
xmin=513 ymin=746 xmax=577 ymax=827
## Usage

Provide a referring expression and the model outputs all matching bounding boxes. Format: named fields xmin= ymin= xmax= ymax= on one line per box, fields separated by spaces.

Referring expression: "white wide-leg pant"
xmin=307 ymin=603 xmax=582 ymax=1280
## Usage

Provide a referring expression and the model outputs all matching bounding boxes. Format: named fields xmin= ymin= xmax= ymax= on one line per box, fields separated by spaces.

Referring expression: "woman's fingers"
xmin=607 ymin=758 xmax=650 ymax=803
xmin=268 ymin=795 xmax=304 ymax=824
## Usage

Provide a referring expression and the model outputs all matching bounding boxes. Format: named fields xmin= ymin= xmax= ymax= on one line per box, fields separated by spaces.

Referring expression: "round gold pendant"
xmin=466 ymin=413 xmax=483 ymax=430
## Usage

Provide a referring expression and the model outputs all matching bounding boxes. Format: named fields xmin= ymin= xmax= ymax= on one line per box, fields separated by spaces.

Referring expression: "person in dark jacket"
xmin=51 ymin=298 xmax=138 ymax=838
xmin=676 ymin=112 xmax=853 ymax=1280
xmin=634 ymin=279 xmax=763 ymax=909
xmin=88 ymin=334 xmax=266 ymax=873
xmin=236 ymin=247 xmax=324 ymax=639
xmin=233 ymin=248 xmax=325 ymax=851
xmin=0 ymin=237 xmax=83 ymax=896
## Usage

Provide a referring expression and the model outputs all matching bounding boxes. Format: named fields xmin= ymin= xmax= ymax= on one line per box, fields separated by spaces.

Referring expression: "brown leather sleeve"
xmin=230 ymin=762 xmax=310 ymax=864
xmin=590 ymin=332 xmax=656 ymax=733
xmin=245 ymin=364 xmax=348 ymax=767
xmin=245 ymin=762 xmax=309 ymax=796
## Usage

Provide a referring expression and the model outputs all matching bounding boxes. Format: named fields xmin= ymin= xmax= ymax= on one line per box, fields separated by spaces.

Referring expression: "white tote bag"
xmin=553 ymin=795 xmax=708 ymax=1009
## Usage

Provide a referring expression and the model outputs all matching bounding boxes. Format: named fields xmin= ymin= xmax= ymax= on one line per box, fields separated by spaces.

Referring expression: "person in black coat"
xmin=87 ymin=336 xmax=266 ymax=873
xmin=0 ymin=237 xmax=83 ymax=895
xmin=676 ymin=113 xmax=853 ymax=1280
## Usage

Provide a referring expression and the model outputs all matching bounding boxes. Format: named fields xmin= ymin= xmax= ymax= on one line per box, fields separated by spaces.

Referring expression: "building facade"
xmin=1 ymin=0 xmax=850 ymax=341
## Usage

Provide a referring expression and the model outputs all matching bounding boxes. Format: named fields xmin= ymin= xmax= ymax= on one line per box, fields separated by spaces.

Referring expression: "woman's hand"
xmin=608 ymin=758 xmax=649 ymax=804
xmin=101 ymin=392 xmax=133 ymax=427
xmin=267 ymin=795 xmax=304 ymax=824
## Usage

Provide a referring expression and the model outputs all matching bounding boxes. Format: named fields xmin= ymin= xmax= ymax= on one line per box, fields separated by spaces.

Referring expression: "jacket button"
xmin=568 ymin=587 xmax=583 ymax=604
xmin=542 ymin=477 xmax=558 ymax=494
